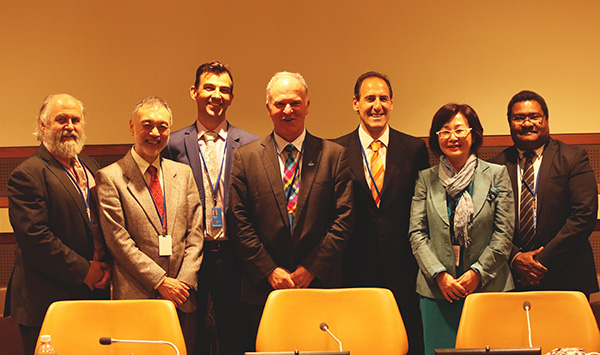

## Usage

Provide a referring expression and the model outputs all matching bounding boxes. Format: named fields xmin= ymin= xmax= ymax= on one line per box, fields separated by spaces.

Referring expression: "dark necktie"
xmin=519 ymin=150 xmax=536 ymax=249
xmin=147 ymin=165 xmax=164 ymax=221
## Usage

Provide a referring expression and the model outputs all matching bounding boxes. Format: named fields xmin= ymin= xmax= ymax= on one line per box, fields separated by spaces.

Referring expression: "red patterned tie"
xmin=147 ymin=165 xmax=164 ymax=220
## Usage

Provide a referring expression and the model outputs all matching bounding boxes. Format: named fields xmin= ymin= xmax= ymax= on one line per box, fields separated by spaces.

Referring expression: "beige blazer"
xmin=97 ymin=151 xmax=204 ymax=312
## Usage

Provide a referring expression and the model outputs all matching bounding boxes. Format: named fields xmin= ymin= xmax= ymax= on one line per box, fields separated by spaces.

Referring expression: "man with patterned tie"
xmin=229 ymin=71 xmax=354 ymax=352
xmin=7 ymin=94 xmax=111 ymax=355
xmin=162 ymin=61 xmax=258 ymax=355
xmin=490 ymin=90 xmax=598 ymax=296
xmin=334 ymin=71 xmax=429 ymax=355
xmin=96 ymin=96 xmax=204 ymax=354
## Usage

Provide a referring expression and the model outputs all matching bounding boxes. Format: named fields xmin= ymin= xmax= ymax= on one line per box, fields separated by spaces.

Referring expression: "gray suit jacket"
xmin=409 ymin=159 xmax=515 ymax=299
xmin=97 ymin=151 xmax=204 ymax=312
xmin=229 ymin=132 xmax=354 ymax=305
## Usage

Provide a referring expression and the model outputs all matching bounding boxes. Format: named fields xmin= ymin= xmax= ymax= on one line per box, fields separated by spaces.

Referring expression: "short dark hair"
xmin=353 ymin=71 xmax=393 ymax=100
xmin=507 ymin=90 xmax=549 ymax=121
xmin=428 ymin=103 xmax=484 ymax=157
xmin=194 ymin=61 xmax=234 ymax=92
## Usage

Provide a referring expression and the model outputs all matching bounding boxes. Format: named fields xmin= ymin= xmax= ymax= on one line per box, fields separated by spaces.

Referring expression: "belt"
xmin=204 ymin=240 xmax=229 ymax=252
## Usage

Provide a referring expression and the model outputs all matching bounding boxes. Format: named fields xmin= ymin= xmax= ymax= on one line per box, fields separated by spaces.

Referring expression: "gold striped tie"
xmin=370 ymin=140 xmax=384 ymax=207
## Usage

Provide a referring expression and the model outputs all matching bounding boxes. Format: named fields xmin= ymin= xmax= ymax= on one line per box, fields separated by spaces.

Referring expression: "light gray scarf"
xmin=439 ymin=154 xmax=477 ymax=247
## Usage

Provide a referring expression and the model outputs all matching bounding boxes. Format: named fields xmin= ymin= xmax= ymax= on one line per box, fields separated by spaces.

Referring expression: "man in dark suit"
xmin=7 ymin=94 xmax=111 ymax=355
xmin=97 ymin=96 xmax=204 ymax=354
xmin=162 ymin=61 xmax=258 ymax=355
xmin=229 ymin=71 xmax=354 ymax=352
xmin=334 ymin=71 xmax=428 ymax=355
xmin=490 ymin=90 xmax=598 ymax=296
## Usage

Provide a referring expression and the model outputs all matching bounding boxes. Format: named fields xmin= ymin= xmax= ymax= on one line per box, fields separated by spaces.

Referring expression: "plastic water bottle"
xmin=35 ymin=335 xmax=58 ymax=355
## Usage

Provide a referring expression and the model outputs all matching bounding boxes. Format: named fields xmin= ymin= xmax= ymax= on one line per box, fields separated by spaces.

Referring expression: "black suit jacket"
xmin=334 ymin=127 xmax=429 ymax=297
xmin=490 ymin=138 xmax=599 ymax=294
xmin=7 ymin=144 xmax=108 ymax=327
xmin=228 ymin=132 xmax=354 ymax=305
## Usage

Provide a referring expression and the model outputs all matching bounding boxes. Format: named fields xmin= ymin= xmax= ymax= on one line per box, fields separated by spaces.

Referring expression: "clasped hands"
xmin=157 ymin=277 xmax=191 ymax=308
xmin=435 ymin=269 xmax=481 ymax=303
xmin=83 ymin=259 xmax=111 ymax=291
xmin=268 ymin=266 xmax=315 ymax=289
xmin=512 ymin=247 xmax=547 ymax=286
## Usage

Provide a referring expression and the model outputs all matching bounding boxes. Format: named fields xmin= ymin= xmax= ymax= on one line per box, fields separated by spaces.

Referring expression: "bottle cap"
xmin=40 ymin=335 xmax=51 ymax=343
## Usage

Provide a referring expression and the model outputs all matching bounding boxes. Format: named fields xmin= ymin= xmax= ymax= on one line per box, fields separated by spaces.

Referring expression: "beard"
xmin=44 ymin=128 xmax=86 ymax=159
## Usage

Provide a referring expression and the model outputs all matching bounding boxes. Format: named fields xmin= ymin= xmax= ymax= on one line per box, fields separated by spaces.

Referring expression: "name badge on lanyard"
xmin=159 ymin=235 xmax=172 ymax=256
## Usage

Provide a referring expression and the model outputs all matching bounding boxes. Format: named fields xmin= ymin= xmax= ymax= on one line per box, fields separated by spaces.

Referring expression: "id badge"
xmin=159 ymin=235 xmax=172 ymax=256
xmin=211 ymin=207 xmax=223 ymax=228
xmin=452 ymin=245 xmax=460 ymax=267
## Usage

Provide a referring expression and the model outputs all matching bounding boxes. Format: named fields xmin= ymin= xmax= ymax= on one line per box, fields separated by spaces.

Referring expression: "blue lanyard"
xmin=518 ymin=162 xmax=540 ymax=228
xmin=145 ymin=167 xmax=167 ymax=234
xmin=62 ymin=157 xmax=90 ymax=217
xmin=360 ymin=143 xmax=382 ymax=202
xmin=198 ymin=136 xmax=228 ymax=205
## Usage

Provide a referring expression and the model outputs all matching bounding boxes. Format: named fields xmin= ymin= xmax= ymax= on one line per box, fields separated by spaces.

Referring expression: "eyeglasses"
xmin=510 ymin=113 xmax=544 ymax=124
xmin=436 ymin=127 xmax=472 ymax=139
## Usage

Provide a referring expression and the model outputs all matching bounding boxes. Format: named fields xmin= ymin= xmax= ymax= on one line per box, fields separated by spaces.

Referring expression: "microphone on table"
xmin=319 ymin=322 xmax=343 ymax=351
xmin=522 ymin=301 xmax=533 ymax=347
xmin=99 ymin=336 xmax=180 ymax=355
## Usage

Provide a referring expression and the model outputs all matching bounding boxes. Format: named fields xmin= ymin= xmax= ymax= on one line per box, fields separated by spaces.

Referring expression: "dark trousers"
xmin=239 ymin=303 xmax=264 ymax=353
xmin=19 ymin=324 xmax=41 ymax=355
xmin=194 ymin=241 xmax=242 ymax=355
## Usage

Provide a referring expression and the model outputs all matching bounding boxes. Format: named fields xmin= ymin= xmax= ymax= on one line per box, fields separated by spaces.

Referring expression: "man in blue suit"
xmin=162 ymin=61 xmax=259 ymax=355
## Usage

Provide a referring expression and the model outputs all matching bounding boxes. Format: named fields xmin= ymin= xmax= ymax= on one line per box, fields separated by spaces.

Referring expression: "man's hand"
xmin=512 ymin=247 xmax=548 ymax=286
xmin=93 ymin=262 xmax=112 ymax=289
xmin=456 ymin=269 xmax=481 ymax=295
xmin=83 ymin=260 xmax=105 ymax=291
xmin=157 ymin=277 xmax=190 ymax=307
xmin=435 ymin=272 xmax=467 ymax=302
xmin=268 ymin=267 xmax=296 ymax=289
xmin=290 ymin=266 xmax=315 ymax=288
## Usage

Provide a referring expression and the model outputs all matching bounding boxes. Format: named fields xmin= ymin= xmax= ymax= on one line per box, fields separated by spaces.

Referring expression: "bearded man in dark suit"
xmin=7 ymin=94 xmax=111 ymax=355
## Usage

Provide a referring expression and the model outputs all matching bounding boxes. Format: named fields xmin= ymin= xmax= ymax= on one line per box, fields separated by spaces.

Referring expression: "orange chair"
xmin=256 ymin=288 xmax=408 ymax=355
xmin=37 ymin=299 xmax=186 ymax=355
xmin=455 ymin=291 xmax=600 ymax=354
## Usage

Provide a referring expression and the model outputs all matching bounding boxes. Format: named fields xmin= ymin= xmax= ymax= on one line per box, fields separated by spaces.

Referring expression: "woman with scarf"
xmin=409 ymin=103 xmax=515 ymax=355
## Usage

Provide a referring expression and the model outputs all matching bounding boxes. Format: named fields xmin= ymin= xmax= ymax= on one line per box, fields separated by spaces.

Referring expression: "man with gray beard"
xmin=7 ymin=94 xmax=111 ymax=355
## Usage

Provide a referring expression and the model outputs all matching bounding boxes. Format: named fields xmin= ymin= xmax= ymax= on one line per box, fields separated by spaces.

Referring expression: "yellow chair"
xmin=455 ymin=291 xmax=600 ymax=354
xmin=37 ymin=299 xmax=186 ymax=355
xmin=256 ymin=288 xmax=408 ymax=355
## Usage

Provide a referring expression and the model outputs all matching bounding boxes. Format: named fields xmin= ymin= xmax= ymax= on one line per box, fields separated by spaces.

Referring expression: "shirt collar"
xmin=131 ymin=147 xmax=161 ymax=175
xmin=517 ymin=144 xmax=545 ymax=160
xmin=358 ymin=124 xmax=389 ymax=151
xmin=197 ymin=119 xmax=228 ymax=142
xmin=274 ymin=129 xmax=306 ymax=154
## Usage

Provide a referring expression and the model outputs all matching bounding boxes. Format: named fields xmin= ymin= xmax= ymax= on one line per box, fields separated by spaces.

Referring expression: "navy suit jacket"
xmin=490 ymin=138 xmax=599 ymax=294
xmin=162 ymin=122 xmax=259 ymax=217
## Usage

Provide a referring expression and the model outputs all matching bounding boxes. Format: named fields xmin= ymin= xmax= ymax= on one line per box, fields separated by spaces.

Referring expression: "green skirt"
xmin=420 ymin=296 xmax=465 ymax=355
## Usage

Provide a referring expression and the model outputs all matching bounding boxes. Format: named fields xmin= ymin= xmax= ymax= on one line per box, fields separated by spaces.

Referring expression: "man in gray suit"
xmin=162 ymin=61 xmax=258 ymax=355
xmin=97 ymin=96 xmax=204 ymax=354
xmin=229 ymin=72 xmax=354 ymax=351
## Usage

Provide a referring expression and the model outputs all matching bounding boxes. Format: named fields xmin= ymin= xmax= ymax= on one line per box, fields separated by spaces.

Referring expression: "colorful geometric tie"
xmin=283 ymin=144 xmax=299 ymax=218
xmin=147 ymin=165 xmax=164 ymax=221
xmin=370 ymin=140 xmax=384 ymax=207
xmin=519 ymin=150 xmax=536 ymax=249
